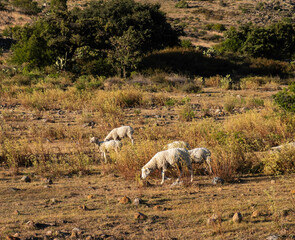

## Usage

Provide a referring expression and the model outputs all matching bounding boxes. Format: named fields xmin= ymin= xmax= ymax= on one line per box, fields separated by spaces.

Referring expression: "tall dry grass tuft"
xmin=115 ymin=140 xmax=164 ymax=180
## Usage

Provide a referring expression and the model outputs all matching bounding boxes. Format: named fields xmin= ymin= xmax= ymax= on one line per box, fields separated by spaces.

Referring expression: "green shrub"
xmin=11 ymin=0 xmax=41 ymax=15
xmin=273 ymin=83 xmax=295 ymax=113
xmin=175 ymin=0 xmax=189 ymax=8
xmin=181 ymin=83 xmax=202 ymax=93
xmin=180 ymin=39 xmax=194 ymax=48
xmin=262 ymin=146 xmax=295 ymax=175
xmin=178 ymin=103 xmax=195 ymax=121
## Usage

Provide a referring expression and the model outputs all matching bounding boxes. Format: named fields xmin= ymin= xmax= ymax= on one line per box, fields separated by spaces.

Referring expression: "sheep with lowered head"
xmin=141 ymin=148 xmax=193 ymax=185
xmin=104 ymin=126 xmax=134 ymax=144
xmin=188 ymin=147 xmax=212 ymax=174
xmin=90 ymin=137 xmax=122 ymax=163
xmin=165 ymin=141 xmax=190 ymax=150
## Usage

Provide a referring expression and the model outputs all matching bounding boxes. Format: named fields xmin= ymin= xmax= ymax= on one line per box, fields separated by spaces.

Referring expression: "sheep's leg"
xmin=188 ymin=164 xmax=194 ymax=182
xmin=176 ymin=162 xmax=182 ymax=183
xmin=161 ymin=169 xmax=166 ymax=185
xmin=206 ymin=160 xmax=213 ymax=175
xmin=103 ymin=151 xmax=107 ymax=163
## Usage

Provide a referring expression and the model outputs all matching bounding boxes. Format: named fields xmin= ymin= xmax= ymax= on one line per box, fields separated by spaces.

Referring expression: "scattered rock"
xmin=50 ymin=198 xmax=58 ymax=204
xmin=71 ymin=227 xmax=82 ymax=238
xmin=6 ymin=236 xmax=20 ymax=240
xmin=133 ymin=198 xmax=142 ymax=205
xmin=266 ymin=235 xmax=280 ymax=240
xmin=46 ymin=230 xmax=53 ymax=236
xmin=25 ymin=221 xmax=37 ymax=230
xmin=82 ymin=121 xmax=96 ymax=128
xmin=271 ymin=180 xmax=276 ymax=184
xmin=232 ymin=212 xmax=243 ymax=223
xmin=79 ymin=204 xmax=89 ymax=211
xmin=9 ymin=187 xmax=21 ymax=192
xmin=43 ymin=178 xmax=53 ymax=185
xmin=21 ymin=175 xmax=31 ymax=183
xmin=119 ymin=196 xmax=131 ymax=204
xmin=212 ymin=177 xmax=224 ymax=185
xmin=251 ymin=210 xmax=261 ymax=218
xmin=13 ymin=210 xmax=20 ymax=215
xmin=87 ymin=195 xmax=94 ymax=200
xmin=207 ymin=213 xmax=219 ymax=225
xmin=134 ymin=212 xmax=147 ymax=220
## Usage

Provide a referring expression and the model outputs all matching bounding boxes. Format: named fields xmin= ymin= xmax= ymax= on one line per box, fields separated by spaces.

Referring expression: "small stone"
xmin=207 ymin=213 xmax=219 ymax=225
xmin=44 ymin=178 xmax=53 ymax=184
xmin=21 ymin=176 xmax=31 ymax=183
xmin=13 ymin=234 xmax=20 ymax=238
xmin=50 ymin=198 xmax=57 ymax=204
xmin=71 ymin=228 xmax=82 ymax=238
xmin=251 ymin=210 xmax=261 ymax=218
xmin=46 ymin=230 xmax=53 ymax=236
xmin=13 ymin=210 xmax=20 ymax=215
xmin=79 ymin=204 xmax=88 ymax=210
xmin=153 ymin=205 xmax=163 ymax=211
xmin=87 ymin=195 xmax=94 ymax=200
xmin=271 ymin=180 xmax=276 ymax=184
xmin=133 ymin=198 xmax=142 ymax=205
xmin=25 ymin=221 xmax=36 ymax=229
xmin=212 ymin=177 xmax=224 ymax=185
xmin=85 ymin=236 xmax=92 ymax=240
xmin=119 ymin=196 xmax=131 ymax=204
xmin=266 ymin=235 xmax=280 ymax=240
xmin=134 ymin=212 xmax=147 ymax=220
xmin=232 ymin=212 xmax=243 ymax=223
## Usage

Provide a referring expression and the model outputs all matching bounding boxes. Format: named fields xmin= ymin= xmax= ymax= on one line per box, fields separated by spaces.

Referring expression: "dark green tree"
xmin=50 ymin=0 xmax=67 ymax=12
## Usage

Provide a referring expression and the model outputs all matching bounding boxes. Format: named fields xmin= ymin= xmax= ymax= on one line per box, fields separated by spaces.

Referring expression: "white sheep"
xmin=188 ymin=148 xmax=212 ymax=174
xmin=141 ymin=148 xmax=193 ymax=185
xmin=165 ymin=141 xmax=191 ymax=150
xmin=271 ymin=142 xmax=295 ymax=151
xmin=104 ymin=126 xmax=134 ymax=145
xmin=90 ymin=137 xmax=122 ymax=163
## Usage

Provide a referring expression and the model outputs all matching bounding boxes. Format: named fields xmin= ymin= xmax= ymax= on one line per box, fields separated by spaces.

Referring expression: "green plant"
xmin=273 ymin=83 xmax=295 ymax=113
xmin=178 ymin=103 xmax=195 ymax=121
xmin=180 ymin=39 xmax=194 ymax=48
xmin=175 ymin=0 xmax=189 ymax=8
xmin=181 ymin=83 xmax=202 ymax=93
xmin=11 ymin=0 xmax=41 ymax=15
xmin=262 ymin=146 xmax=295 ymax=175
xmin=165 ymin=98 xmax=178 ymax=106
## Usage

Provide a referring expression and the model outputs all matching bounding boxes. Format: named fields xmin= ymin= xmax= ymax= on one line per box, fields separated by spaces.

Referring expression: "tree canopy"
xmin=8 ymin=0 xmax=180 ymax=76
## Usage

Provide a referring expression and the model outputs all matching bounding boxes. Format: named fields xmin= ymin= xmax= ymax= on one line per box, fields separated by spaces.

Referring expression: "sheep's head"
xmin=141 ymin=167 xmax=151 ymax=179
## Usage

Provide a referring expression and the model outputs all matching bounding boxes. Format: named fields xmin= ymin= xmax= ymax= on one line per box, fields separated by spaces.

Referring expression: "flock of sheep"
xmin=90 ymin=126 xmax=212 ymax=185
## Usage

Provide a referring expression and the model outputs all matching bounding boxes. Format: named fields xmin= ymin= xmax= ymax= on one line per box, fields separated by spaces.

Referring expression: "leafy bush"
xmin=178 ymin=103 xmax=195 ymax=121
xmin=273 ymin=83 xmax=295 ymax=112
xmin=11 ymin=0 xmax=41 ymax=15
xmin=262 ymin=146 xmax=295 ymax=175
xmin=180 ymin=39 xmax=194 ymax=48
xmin=218 ymin=22 xmax=295 ymax=60
xmin=181 ymin=83 xmax=202 ymax=93
xmin=175 ymin=0 xmax=189 ymax=8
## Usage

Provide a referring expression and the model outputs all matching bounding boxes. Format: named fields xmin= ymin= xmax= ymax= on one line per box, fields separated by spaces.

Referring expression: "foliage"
xmin=273 ymin=83 xmax=295 ymax=113
xmin=263 ymin=146 xmax=295 ymax=175
xmin=218 ymin=22 xmax=295 ymax=60
xmin=9 ymin=0 xmax=179 ymax=76
xmin=175 ymin=0 xmax=189 ymax=8
xmin=180 ymin=39 xmax=194 ymax=48
xmin=11 ymin=0 xmax=41 ymax=15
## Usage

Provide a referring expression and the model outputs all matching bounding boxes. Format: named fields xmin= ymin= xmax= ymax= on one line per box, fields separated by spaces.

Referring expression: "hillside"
xmin=1 ymin=0 xmax=295 ymax=47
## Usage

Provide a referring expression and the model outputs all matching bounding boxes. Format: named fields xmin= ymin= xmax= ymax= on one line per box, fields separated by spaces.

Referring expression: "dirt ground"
xmin=1 ymin=168 xmax=295 ymax=240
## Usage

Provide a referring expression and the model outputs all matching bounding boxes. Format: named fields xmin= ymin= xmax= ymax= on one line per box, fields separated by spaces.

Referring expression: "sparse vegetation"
xmin=1 ymin=0 xmax=295 ymax=239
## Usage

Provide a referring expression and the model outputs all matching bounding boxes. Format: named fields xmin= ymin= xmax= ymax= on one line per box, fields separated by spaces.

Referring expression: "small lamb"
xmin=90 ymin=137 xmax=122 ymax=163
xmin=189 ymin=148 xmax=212 ymax=174
xmin=104 ymin=126 xmax=134 ymax=145
xmin=141 ymin=148 xmax=193 ymax=185
xmin=165 ymin=141 xmax=191 ymax=150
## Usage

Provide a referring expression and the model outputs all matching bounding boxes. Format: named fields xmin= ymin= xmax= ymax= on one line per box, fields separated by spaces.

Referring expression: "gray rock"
xmin=21 ymin=176 xmax=31 ymax=183
xmin=133 ymin=198 xmax=142 ymax=205
xmin=266 ymin=235 xmax=280 ymax=240
xmin=212 ymin=177 xmax=224 ymax=185
xmin=232 ymin=212 xmax=243 ymax=223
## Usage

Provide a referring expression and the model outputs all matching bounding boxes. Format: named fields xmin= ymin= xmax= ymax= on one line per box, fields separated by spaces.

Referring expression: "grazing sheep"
xmin=165 ymin=141 xmax=191 ymax=150
xmin=189 ymin=148 xmax=212 ymax=174
xmin=141 ymin=148 xmax=193 ymax=185
xmin=90 ymin=137 xmax=122 ymax=163
xmin=271 ymin=142 xmax=295 ymax=151
xmin=104 ymin=126 xmax=134 ymax=144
